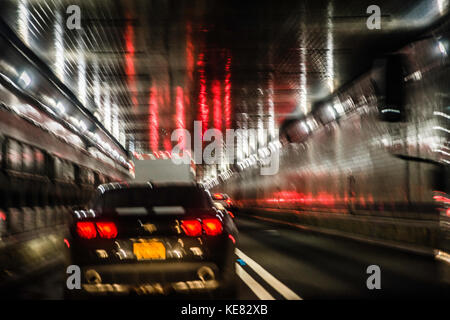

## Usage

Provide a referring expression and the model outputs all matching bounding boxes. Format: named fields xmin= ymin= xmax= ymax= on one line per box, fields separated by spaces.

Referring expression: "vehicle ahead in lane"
xmin=212 ymin=193 xmax=234 ymax=209
xmin=213 ymin=202 xmax=236 ymax=220
xmin=65 ymin=182 xmax=238 ymax=299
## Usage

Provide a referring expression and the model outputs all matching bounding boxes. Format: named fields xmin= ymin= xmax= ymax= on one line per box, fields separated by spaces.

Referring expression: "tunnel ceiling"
xmin=0 ymin=0 xmax=444 ymax=153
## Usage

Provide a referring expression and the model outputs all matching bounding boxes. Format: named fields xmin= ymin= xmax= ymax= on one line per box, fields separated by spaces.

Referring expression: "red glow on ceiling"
xmin=224 ymin=53 xmax=232 ymax=129
xmin=163 ymin=135 xmax=172 ymax=152
xmin=148 ymin=87 xmax=159 ymax=152
xmin=186 ymin=22 xmax=194 ymax=83
xmin=212 ymin=80 xmax=222 ymax=131
xmin=175 ymin=86 xmax=186 ymax=150
xmin=198 ymin=53 xmax=208 ymax=136
xmin=176 ymin=87 xmax=185 ymax=129
xmin=125 ymin=16 xmax=137 ymax=108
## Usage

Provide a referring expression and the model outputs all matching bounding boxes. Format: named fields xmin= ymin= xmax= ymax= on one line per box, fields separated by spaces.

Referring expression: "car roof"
xmin=96 ymin=181 xmax=205 ymax=194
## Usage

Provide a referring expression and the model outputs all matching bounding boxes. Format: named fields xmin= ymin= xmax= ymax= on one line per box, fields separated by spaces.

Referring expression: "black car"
xmin=211 ymin=193 xmax=234 ymax=209
xmin=65 ymin=182 xmax=238 ymax=299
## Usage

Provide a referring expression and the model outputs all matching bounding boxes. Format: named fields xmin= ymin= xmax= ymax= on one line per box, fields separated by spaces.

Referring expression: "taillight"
xmin=226 ymin=199 xmax=232 ymax=205
xmin=181 ymin=220 xmax=202 ymax=236
xmin=213 ymin=193 xmax=224 ymax=200
xmin=76 ymin=221 xmax=118 ymax=239
xmin=96 ymin=222 xmax=118 ymax=239
xmin=181 ymin=218 xmax=223 ymax=236
xmin=76 ymin=222 xmax=97 ymax=239
xmin=202 ymin=218 xmax=223 ymax=236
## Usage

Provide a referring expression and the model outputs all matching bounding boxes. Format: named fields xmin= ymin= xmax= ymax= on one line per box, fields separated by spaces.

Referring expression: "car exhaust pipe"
xmin=197 ymin=266 xmax=215 ymax=283
xmin=85 ymin=269 xmax=102 ymax=284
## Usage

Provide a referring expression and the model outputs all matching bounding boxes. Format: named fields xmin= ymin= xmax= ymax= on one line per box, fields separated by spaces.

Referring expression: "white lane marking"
xmin=236 ymin=248 xmax=302 ymax=300
xmin=235 ymin=263 xmax=275 ymax=300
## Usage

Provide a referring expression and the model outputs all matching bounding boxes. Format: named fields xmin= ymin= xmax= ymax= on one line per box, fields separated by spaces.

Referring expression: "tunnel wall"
xmin=0 ymin=28 xmax=132 ymax=289
xmin=218 ymin=22 xmax=449 ymax=253
xmin=0 ymin=99 xmax=130 ymax=288
xmin=0 ymin=91 xmax=130 ymax=288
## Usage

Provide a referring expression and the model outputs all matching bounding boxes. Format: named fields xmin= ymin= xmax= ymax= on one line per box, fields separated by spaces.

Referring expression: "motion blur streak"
xmin=212 ymin=80 xmax=222 ymax=131
xmin=224 ymin=53 xmax=232 ymax=130
xmin=124 ymin=14 xmax=137 ymax=107
xmin=197 ymin=53 xmax=208 ymax=137
xmin=176 ymin=86 xmax=186 ymax=148
xmin=148 ymin=87 xmax=159 ymax=152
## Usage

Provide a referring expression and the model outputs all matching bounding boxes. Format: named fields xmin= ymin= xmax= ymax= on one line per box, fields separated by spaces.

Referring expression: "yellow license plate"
xmin=133 ymin=241 xmax=166 ymax=260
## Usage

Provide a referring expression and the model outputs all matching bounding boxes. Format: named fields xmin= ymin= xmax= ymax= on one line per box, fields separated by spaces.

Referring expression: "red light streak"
xmin=176 ymin=87 xmax=185 ymax=129
xmin=164 ymin=135 xmax=172 ymax=152
xmin=198 ymin=53 xmax=208 ymax=136
xmin=212 ymin=80 xmax=222 ymax=131
xmin=175 ymin=86 xmax=186 ymax=150
xmin=64 ymin=238 xmax=70 ymax=248
xmin=124 ymin=15 xmax=137 ymax=108
xmin=224 ymin=54 xmax=232 ymax=129
xmin=148 ymin=87 xmax=159 ymax=152
xmin=433 ymin=195 xmax=450 ymax=203
xmin=268 ymin=191 xmax=336 ymax=206
xmin=186 ymin=22 xmax=194 ymax=83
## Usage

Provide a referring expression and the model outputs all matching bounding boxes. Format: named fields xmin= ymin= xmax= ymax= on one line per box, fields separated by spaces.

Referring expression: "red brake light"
xmin=96 ymin=222 xmax=118 ymax=239
xmin=227 ymin=210 xmax=235 ymax=218
xmin=76 ymin=222 xmax=97 ymax=239
xmin=202 ymin=218 xmax=223 ymax=236
xmin=226 ymin=199 xmax=232 ymax=205
xmin=181 ymin=220 xmax=202 ymax=236
xmin=213 ymin=193 xmax=224 ymax=200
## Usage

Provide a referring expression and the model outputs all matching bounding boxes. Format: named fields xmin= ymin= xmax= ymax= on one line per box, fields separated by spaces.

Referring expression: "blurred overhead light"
xmin=333 ymin=102 xmax=345 ymax=116
xmin=306 ymin=119 xmax=317 ymax=131
xmin=300 ymin=121 xmax=310 ymax=134
xmin=18 ymin=0 xmax=29 ymax=45
xmin=381 ymin=108 xmax=401 ymax=114
xmin=437 ymin=0 xmax=448 ymax=14
xmin=79 ymin=120 xmax=87 ymax=132
xmin=18 ymin=71 xmax=31 ymax=88
xmin=438 ymin=40 xmax=447 ymax=56
xmin=433 ymin=111 xmax=450 ymax=119
xmin=56 ymin=102 xmax=65 ymax=114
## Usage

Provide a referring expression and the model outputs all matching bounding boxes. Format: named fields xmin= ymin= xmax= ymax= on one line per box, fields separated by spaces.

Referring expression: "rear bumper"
xmin=81 ymin=280 xmax=219 ymax=296
xmin=73 ymin=261 xmax=230 ymax=296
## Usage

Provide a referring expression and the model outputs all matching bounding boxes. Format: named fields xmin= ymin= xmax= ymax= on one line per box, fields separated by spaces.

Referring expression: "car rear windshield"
xmin=94 ymin=186 xmax=212 ymax=215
